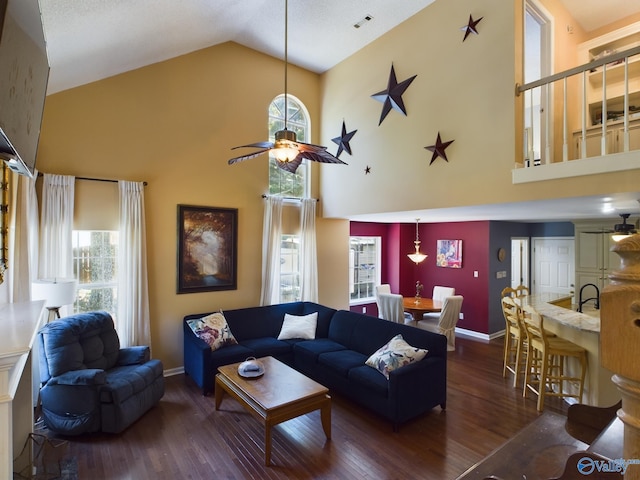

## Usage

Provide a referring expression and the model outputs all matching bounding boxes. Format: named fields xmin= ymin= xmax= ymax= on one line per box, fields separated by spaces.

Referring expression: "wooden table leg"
xmin=214 ymin=377 xmax=224 ymax=410
xmin=321 ymin=395 xmax=332 ymax=440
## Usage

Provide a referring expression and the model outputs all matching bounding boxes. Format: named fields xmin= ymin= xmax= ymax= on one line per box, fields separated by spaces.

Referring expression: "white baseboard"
xmin=456 ymin=327 xmax=505 ymax=342
xmin=163 ymin=366 xmax=184 ymax=377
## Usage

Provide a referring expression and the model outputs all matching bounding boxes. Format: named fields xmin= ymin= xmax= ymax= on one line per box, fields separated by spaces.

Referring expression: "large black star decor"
xmin=331 ymin=120 xmax=357 ymax=157
xmin=371 ymin=64 xmax=417 ymax=125
xmin=461 ymin=14 xmax=483 ymax=41
xmin=425 ymin=132 xmax=455 ymax=165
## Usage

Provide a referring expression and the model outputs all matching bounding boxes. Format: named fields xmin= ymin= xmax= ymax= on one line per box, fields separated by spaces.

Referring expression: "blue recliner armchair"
xmin=38 ymin=311 xmax=165 ymax=435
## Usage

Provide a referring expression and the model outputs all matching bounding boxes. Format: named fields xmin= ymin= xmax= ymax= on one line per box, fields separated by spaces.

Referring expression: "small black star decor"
xmin=461 ymin=14 xmax=483 ymax=41
xmin=425 ymin=132 xmax=455 ymax=165
xmin=371 ymin=64 xmax=417 ymax=125
xmin=331 ymin=120 xmax=357 ymax=157
xmin=365 ymin=166 xmax=371 ymax=174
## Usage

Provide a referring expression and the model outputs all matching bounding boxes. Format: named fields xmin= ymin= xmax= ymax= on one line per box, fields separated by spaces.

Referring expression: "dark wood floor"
xmin=50 ymin=335 xmax=570 ymax=479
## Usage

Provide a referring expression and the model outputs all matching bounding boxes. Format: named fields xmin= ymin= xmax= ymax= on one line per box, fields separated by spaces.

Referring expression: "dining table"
xmin=402 ymin=297 xmax=443 ymax=322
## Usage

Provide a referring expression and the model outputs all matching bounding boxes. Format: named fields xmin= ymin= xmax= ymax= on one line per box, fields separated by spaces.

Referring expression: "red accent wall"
xmin=409 ymin=221 xmax=490 ymax=334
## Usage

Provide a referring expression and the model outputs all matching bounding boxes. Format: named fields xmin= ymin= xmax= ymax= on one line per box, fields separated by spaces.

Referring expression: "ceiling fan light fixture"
xmin=612 ymin=213 xmax=638 ymax=242
xmin=273 ymin=129 xmax=299 ymax=162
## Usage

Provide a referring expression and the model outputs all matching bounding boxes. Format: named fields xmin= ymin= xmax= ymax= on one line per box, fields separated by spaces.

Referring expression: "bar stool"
xmin=501 ymin=296 xmax=527 ymax=387
xmin=521 ymin=304 xmax=588 ymax=411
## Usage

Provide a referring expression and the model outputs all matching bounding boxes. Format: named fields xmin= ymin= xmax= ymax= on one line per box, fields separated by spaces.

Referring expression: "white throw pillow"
xmin=366 ymin=334 xmax=428 ymax=379
xmin=277 ymin=312 xmax=318 ymax=340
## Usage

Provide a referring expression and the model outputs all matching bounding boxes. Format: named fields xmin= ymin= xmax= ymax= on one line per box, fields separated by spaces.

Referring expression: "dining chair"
xmin=375 ymin=284 xmax=391 ymax=318
xmin=375 ymin=284 xmax=391 ymax=297
xmin=521 ymin=304 xmax=588 ymax=411
xmin=419 ymin=295 xmax=463 ymax=351
xmin=423 ymin=285 xmax=455 ymax=321
xmin=376 ymin=292 xmax=405 ymax=323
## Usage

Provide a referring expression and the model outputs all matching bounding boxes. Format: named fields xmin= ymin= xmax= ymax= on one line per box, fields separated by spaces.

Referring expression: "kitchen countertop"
xmin=517 ymin=292 xmax=600 ymax=333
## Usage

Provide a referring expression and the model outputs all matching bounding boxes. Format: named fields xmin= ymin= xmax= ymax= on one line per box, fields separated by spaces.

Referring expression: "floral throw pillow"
xmin=365 ymin=334 xmax=428 ymax=379
xmin=187 ymin=312 xmax=237 ymax=351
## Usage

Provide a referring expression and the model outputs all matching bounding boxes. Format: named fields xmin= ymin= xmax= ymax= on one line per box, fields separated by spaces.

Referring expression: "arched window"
xmin=268 ymin=94 xmax=310 ymax=198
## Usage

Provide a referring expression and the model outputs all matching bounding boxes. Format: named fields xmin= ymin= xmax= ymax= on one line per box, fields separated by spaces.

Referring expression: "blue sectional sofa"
xmin=183 ymin=302 xmax=447 ymax=428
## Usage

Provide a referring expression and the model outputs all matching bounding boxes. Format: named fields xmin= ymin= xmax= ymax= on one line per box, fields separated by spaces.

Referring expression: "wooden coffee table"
xmin=215 ymin=356 xmax=331 ymax=466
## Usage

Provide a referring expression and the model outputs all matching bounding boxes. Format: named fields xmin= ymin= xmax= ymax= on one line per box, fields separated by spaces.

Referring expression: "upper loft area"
xmin=514 ymin=5 xmax=640 ymax=185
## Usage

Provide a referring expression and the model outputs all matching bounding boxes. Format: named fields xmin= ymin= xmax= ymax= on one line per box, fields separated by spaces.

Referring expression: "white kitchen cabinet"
xmin=573 ymin=221 xmax=620 ymax=304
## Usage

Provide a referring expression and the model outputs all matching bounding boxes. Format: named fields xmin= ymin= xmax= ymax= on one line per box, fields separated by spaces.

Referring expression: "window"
xmin=268 ymin=94 xmax=310 ymax=198
xmin=280 ymin=234 xmax=300 ymax=302
xmin=349 ymin=237 xmax=381 ymax=304
xmin=524 ymin=0 xmax=553 ymax=164
xmin=72 ymin=230 xmax=118 ymax=317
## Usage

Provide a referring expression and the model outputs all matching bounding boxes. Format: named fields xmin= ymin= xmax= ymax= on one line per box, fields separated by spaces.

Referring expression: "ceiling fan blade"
xmin=231 ymin=141 xmax=274 ymax=150
xmin=298 ymin=143 xmax=348 ymax=164
xmin=276 ymin=157 xmax=303 ymax=173
xmin=228 ymin=147 xmax=273 ymax=165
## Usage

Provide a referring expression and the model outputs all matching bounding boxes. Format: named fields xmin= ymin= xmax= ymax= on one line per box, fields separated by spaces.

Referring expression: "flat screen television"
xmin=0 ymin=0 xmax=49 ymax=178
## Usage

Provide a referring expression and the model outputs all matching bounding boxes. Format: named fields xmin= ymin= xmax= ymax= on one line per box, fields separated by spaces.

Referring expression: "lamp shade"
xmin=32 ymin=279 xmax=77 ymax=308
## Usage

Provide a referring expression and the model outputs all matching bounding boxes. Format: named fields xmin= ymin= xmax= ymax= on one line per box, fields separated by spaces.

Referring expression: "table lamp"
xmin=32 ymin=278 xmax=77 ymax=322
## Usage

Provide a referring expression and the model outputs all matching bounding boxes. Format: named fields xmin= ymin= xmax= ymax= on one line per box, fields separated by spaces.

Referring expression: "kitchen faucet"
xmin=578 ymin=283 xmax=600 ymax=312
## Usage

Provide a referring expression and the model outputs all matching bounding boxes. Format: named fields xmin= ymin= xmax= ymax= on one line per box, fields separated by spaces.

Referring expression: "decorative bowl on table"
xmin=237 ymin=357 xmax=265 ymax=378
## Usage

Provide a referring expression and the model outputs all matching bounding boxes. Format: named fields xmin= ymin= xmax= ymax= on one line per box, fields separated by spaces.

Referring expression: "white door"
xmin=532 ymin=237 xmax=575 ymax=295
xmin=511 ymin=237 xmax=529 ymax=289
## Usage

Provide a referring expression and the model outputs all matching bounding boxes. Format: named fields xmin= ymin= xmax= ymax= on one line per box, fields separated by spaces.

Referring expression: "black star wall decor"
xmin=331 ymin=120 xmax=357 ymax=157
xmin=461 ymin=14 xmax=483 ymax=41
xmin=425 ymin=132 xmax=455 ymax=165
xmin=365 ymin=166 xmax=371 ymax=174
xmin=371 ymin=64 xmax=417 ymax=125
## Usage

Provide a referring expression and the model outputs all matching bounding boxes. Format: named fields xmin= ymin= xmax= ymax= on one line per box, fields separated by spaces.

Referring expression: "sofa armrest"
xmin=46 ymin=369 xmax=106 ymax=386
xmin=117 ymin=346 xmax=150 ymax=365
xmin=183 ymin=319 xmax=214 ymax=393
xmin=388 ymin=356 xmax=447 ymax=421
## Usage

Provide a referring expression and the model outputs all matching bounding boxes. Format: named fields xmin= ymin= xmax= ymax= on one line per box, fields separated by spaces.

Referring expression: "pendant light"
xmin=408 ymin=218 xmax=427 ymax=264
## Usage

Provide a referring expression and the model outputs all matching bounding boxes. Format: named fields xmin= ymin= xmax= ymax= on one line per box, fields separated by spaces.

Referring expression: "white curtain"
xmin=9 ymin=169 xmax=39 ymax=302
xmin=299 ymin=198 xmax=318 ymax=302
xmin=116 ymin=181 xmax=151 ymax=347
xmin=39 ymin=174 xmax=75 ymax=280
xmin=260 ymin=196 xmax=283 ymax=306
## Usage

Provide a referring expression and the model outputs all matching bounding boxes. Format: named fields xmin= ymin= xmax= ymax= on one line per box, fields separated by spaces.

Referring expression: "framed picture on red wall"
xmin=436 ymin=239 xmax=462 ymax=268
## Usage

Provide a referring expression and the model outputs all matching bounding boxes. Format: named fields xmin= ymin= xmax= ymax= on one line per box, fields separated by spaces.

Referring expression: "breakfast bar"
xmin=517 ymin=292 xmax=620 ymax=407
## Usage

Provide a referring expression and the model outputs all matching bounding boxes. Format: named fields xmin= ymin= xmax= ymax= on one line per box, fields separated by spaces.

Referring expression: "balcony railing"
xmin=516 ymin=45 xmax=640 ymax=170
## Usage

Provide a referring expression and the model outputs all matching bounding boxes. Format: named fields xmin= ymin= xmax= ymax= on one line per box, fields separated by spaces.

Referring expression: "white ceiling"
xmin=39 ymin=0 xmax=437 ymax=95
xmin=36 ymin=0 xmax=640 ymax=225
xmin=347 ymin=193 xmax=640 ymax=225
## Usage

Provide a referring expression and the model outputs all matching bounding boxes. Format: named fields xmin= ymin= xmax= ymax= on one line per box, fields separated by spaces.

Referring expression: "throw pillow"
xmin=277 ymin=312 xmax=318 ymax=340
xmin=186 ymin=311 xmax=237 ymax=351
xmin=365 ymin=334 xmax=428 ymax=379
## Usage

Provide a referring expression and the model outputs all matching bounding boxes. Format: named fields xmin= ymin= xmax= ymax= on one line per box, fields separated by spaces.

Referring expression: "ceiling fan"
xmin=583 ymin=213 xmax=638 ymax=237
xmin=612 ymin=213 xmax=638 ymax=241
xmin=228 ymin=0 xmax=347 ymax=174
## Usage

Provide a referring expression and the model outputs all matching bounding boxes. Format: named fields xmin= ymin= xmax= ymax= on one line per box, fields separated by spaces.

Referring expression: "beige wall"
xmin=319 ymin=0 xmax=640 ymax=220
xmin=38 ymin=42 xmax=350 ymax=370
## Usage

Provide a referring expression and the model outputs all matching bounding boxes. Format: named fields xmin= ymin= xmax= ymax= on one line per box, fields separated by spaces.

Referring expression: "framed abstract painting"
xmin=177 ymin=205 xmax=238 ymax=293
xmin=436 ymin=239 xmax=462 ymax=268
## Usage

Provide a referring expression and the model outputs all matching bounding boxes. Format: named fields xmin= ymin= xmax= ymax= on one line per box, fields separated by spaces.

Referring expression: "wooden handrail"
xmin=516 ymin=45 xmax=640 ymax=96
